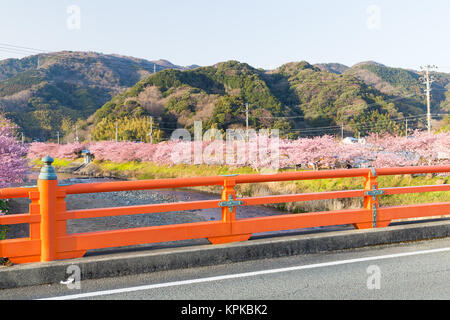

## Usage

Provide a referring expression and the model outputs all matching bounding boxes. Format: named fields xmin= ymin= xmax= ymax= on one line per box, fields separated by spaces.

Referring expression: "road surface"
xmin=0 ymin=237 xmax=449 ymax=301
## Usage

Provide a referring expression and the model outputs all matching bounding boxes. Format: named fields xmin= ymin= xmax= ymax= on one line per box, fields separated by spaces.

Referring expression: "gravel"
xmin=65 ymin=189 xmax=209 ymax=234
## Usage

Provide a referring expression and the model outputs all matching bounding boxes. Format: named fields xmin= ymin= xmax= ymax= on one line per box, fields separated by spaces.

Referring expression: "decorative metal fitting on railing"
xmin=365 ymin=185 xmax=385 ymax=201
xmin=364 ymin=169 xmax=385 ymax=228
xmin=219 ymin=194 xmax=243 ymax=213
xmin=366 ymin=185 xmax=385 ymax=228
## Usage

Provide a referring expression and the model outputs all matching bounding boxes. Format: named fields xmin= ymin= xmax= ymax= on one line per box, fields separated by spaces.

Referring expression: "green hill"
xmin=344 ymin=62 xmax=450 ymax=116
xmin=91 ymin=60 xmax=299 ymax=141
xmin=0 ymin=51 xmax=191 ymax=140
xmin=314 ymin=63 xmax=349 ymax=74
xmin=93 ymin=60 xmax=447 ymax=140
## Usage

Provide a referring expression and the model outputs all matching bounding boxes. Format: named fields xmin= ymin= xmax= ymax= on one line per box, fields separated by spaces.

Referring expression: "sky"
xmin=1 ymin=0 xmax=449 ymax=71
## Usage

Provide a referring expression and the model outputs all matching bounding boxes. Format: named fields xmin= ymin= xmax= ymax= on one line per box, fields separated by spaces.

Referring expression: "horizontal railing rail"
xmin=1 ymin=156 xmax=449 ymax=264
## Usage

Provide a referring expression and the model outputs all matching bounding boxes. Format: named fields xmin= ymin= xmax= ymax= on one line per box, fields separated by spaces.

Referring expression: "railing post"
xmin=208 ymin=177 xmax=251 ymax=244
xmin=354 ymin=168 xmax=379 ymax=229
xmin=221 ymin=178 xmax=237 ymax=223
xmin=355 ymin=167 xmax=389 ymax=229
xmin=38 ymin=155 xmax=58 ymax=262
xmin=365 ymin=168 xmax=379 ymax=229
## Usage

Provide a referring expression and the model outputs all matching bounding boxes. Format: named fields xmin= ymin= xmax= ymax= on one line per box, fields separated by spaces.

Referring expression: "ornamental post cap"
xmin=41 ymin=155 xmax=54 ymax=164
xmin=39 ymin=155 xmax=57 ymax=180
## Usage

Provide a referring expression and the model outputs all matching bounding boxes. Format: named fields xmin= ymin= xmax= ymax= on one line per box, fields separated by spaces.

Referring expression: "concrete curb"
xmin=1 ymin=219 xmax=450 ymax=289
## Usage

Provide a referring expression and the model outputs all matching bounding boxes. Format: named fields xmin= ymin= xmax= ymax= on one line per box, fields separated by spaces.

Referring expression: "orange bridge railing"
xmin=1 ymin=156 xmax=450 ymax=264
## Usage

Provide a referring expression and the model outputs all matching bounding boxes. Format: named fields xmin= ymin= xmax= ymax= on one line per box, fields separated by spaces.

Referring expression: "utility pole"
xmin=75 ymin=125 xmax=79 ymax=142
xmin=405 ymin=119 xmax=408 ymax=137
xmin=115 ymin=122 xmax=118 ymax=143
xmin=57 ymin=131 xmax=60 ymax=144
xmin=148 ymin=116 xmax=153 ymax=144
xmin=245 ymin=103 xmax=249 ymax=142
xmin=341 ymin=124 xmax=344 ymax=140
xmin=154 ymin=64 xmax=156 ymax=74
xmin=420 ymin=65 xmax=437 ymax=134
xmin=21 ymin=132 xmax=24 ymax=145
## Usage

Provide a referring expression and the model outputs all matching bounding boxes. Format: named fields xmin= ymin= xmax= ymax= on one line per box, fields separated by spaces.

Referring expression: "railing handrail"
xmin=2 ymin=165 xmax=449 ymax=198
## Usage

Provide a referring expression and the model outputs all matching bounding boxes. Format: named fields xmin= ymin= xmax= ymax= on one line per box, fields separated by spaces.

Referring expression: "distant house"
xmin=438 ymin=151 xmax=450 ymax=160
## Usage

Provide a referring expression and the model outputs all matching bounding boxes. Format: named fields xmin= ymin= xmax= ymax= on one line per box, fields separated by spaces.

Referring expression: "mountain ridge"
xmin=0 ymin=51 xmax=448 ymax=141
xmin=0 ymin=51 xmax=195 ymax=140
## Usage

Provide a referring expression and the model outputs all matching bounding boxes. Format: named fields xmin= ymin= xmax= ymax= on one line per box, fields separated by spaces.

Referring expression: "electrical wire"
xmin=0 ymin=43 xmax=47 ymax=53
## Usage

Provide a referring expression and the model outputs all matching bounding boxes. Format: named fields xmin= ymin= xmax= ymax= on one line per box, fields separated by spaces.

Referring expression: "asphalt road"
xmin=0 ymin=237 xmax=449 ymax=301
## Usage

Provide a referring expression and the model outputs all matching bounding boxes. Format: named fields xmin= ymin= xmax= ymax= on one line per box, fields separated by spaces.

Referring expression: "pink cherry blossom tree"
xmin=23 ymin=130 xmax=450 ymax=170
xmin=0 ymin=116 xmax=28 ymax=188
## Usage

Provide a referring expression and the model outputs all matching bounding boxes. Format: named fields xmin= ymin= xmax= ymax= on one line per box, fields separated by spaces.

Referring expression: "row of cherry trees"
xmin=27 ymin=130 xmax=450 ymax=170
xmin=0 ymin=116 xmax=28 ymax=188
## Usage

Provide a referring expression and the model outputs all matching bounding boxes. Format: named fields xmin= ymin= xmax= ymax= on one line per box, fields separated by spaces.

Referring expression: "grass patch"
xmin=94 ymin=160 xmax=259 ymax=180
xmin=52 ymin=158 xmax=73 ymax=167
xmin=0 ymin=199 xmax=10 ymax=241
xmin=29 ymin=158 xmax=76 ymax=169
xmin=378 ymin=175 xmax=450 ymax=206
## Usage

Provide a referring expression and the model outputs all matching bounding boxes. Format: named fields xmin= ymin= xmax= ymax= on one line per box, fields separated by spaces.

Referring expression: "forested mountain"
xmin=91 ymin=60 xmax=300 ymax=141
xmin=0 ymin=51 xmax=192 ymax=140
xmin=344 ymin=62 xmax=449 ymax=115
xmin=92 ymin=60 xmax=450 ymax=141
xmin=0 ymin=52 xmax=449 ymax=142
xmin=314 ymin=63 xmax=349 ymax=74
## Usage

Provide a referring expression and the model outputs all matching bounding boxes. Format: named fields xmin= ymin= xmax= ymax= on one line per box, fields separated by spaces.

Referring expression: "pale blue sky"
xmin=1 ymin=0 xmax=449 ymax=71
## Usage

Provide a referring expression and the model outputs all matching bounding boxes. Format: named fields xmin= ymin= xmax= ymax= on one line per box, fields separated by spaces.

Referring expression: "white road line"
xmin=39 ymin=246 xmax=450 ymax=300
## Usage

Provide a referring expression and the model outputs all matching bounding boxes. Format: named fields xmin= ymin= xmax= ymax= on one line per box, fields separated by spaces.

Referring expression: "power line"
xmin=274 ymin=115 xmax=431 ymax=137
xmin=254 ymin=93 xmax=418 ymax=121
xmin=285 ymin=114 xmax=429 ymax=133
xmin=0 ymin=46 xmax=43 ymax=55
xmin=0 ymin=43 xmax=47 ymax=53
xmin=156 ymin=113 xmax=442 ymax=136
xmin=0 ymin=43 xmax=49 ymax=60
xmin=257 ymin=115 xmax=306 ymax=119
xmin=347 ymin=117 xmax=426 ymax=132
xmin=430 ymin=88 xmax=449 ymax=91
xmin=0 ymin=43 xmax=60 ymax=64
xmin=0 ymin=47 xmax=39 ymax=55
